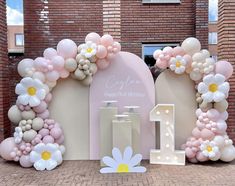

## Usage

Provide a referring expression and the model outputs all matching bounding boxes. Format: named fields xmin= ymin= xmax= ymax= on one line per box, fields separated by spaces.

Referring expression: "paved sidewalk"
xmin=0 ymin=158 xmax=235 ymax=186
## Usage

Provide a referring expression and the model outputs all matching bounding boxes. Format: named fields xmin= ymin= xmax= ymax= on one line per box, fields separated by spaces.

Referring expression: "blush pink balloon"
xmin=43 ymin=135 xmax=55 ymax=144
xmin=39 ymin=128 xmax=49 ymax=137
xmin=196 ymin=152 xmax=209 ymax=162
xmin=85 ymin=32 xmax=101 ymax=44
xmin=37 ymin=110 xmax=50 ymax=119
xmin=0 ymin=137 xmax=16 ymax=161
xmin=220 ymin=111 xmax=228 ymax=120
xmin=184 ymin=54 xmax=192 ymax=67
xmin=163 ymin=46 xmax=174 ymax=54
xmin=96 ymin=45 xmax=108 ymax=59
xmin=192 ymin=127 xmax=201 ymax=138
xmin=44 ymin=93 xmax=52 ymax=103
xmin=35 ymin=57 xmax=48 ymax=71
xmin=207 ymin=109 xmax=220 ymax=121
xmin=155 ymin=59 xmax=168 ymax=69
xmin=153 ymin=50 xmax=162 ymax=60
xmin=50 ymin=128 xmax=62 ymax=139
xmin=172 ymin=46 xmax=185 ymax=56
xmin=60 ymin=69 xmax=70 ymax=78
xmin=215 ymin=61 xmax=233 ymax=80
xmin=112 ymin=42 xmax=121 ymax=53
xmin=55 ymin=135 xmax=64 ymax=145
xmin=201 ymin=128 xmax=215 ymax=140
xmin=57 ymin=39 xmax=77 ymax=59
xmin=43 ymin=48 xmax=58 ymax=60
xmin=51 ymin=56 xmax=65 ymax=70
xmin=96 ymin=59 xmax=110 ymax=70
xmin=216 ymin=120 xmax=227 ymax=133
xmin=101 ymin=34 xmax=114 ymax=47
xmin=33 ymin=101 xmax=47 ymax=113
xmin=46 ymin=71 xmax=60 ymax=82
xmin=19 ymin=155 xmax=33 ymax=168
xmin=185 ymin=147 xmax=196 ymax=159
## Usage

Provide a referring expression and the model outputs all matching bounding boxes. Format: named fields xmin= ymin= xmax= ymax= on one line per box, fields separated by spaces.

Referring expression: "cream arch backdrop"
xmin=0 ymin=33 xmax=235 ymax=171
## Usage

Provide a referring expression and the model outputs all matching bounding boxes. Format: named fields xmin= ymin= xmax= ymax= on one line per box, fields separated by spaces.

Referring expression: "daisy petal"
xmin=202 ymin=92 xmax=213 ymax=102
xmin=46 ymin=159 xmax=58 ymax=171
xmin=112 ymin=148 xmax=122 ymax=163
xmin=218 ymin=82 xmax=230 ymax=94
xmin=15 ymin=84 xmax=26 ymax=95
xmin=129 ymin=154 xmax=142 ymax=167
xmin=34 ymin=143 xmax=46 ymax=153
xmin=198 ymin=83 xmax=208 ymax=94
xmin=17 ymin=94 xmax=30 ymax=105
xmin=30 ymin=151 xmax=41 ymax=163
xmin=34 ymin=159 xmax=46 ymax=171
xmin=170 ymin=65 xmax=176 ymax=71
xmin=123 ymin=147 xmax=133 ymax=163
xmin=203 ymin=74 xmax=214 ymax=85
xmin=29 ymin=96 xmax=40 ymax=107
xmin=213 ymin=92 xmax=225 ymax=102
xmin=102 ymin=156 xmax=117 ymax=168
xmin=51 ymin=150 xmax=62 ymax=165
xmin=45 ymin=144 xmax=57 ymax=153
xmin=21 ymin=77 xmax=34 ymax=87
xmin=100 ymin=167 xmax=116 ymax=174
xmin=130 ymin=166 xmax=146 ymax=173
xmin=36 ymin=89 xmax=46 ymax=100
xmin=214 ymin=74 xmax=225 ymax=85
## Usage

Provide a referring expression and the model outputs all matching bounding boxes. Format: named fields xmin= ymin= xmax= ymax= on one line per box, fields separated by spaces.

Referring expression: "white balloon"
xmin=17 ymin=59 xmax=35 ymax=77
xmin=213 ymin=136 xmax=225 ymax=148
xmin=181 ymin=37 xmax=201 ymax=56
xmin=192 ymin=52 xmax=205 ymax=62
xmin=220 ymin=145 xmax=235 ymax=162
xmin=43 ymin=48 xmax=57 ymax=60
xmin=201 ymin=49 xmax=210 ymax=58
xmin=190 ymin=71 xmax=202 ymax=81
xmin=210 ymin=152 xmax=221 ymax=161
xmin=32 ymin=71 xmax=46 ymax=82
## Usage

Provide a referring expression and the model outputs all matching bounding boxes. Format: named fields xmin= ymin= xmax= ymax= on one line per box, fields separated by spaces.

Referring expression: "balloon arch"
xmin=0 ymin=33 xmax=234 ymax=171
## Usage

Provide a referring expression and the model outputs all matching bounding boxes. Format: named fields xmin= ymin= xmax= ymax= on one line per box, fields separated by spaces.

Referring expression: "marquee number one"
xmin=150 ymin=104 xmax=185 ymax=165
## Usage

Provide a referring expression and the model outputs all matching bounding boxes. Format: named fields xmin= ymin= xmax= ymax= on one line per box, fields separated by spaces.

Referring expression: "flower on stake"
xmin=169 ymin=55 xmax=187 ymax=74
xmin=198 ymin=74 xmax=229 ymax=103
xmin=15 ymin=77 xmax=47 ymax=107
xmin=100 ymin=146 xmax=146 ymax=173
xmin=30 ymin=143 xmax=62 ymax=171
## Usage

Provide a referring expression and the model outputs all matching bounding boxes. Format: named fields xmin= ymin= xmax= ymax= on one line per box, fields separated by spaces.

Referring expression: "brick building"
xmin=4 ymin=0 xmax=233 ymax=142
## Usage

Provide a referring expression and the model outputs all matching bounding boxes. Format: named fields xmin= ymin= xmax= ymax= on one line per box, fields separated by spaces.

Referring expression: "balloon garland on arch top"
xmin=0 ymin=33 xmax=121 ymax=171
xmin=153 ymin=37 xmax=235 ymax=163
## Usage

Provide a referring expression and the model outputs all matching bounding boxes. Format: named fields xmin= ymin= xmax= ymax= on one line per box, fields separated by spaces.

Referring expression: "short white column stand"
xmin=149 ymin=104 xmax=185 ymax=165
xmin=123 ymin=106 xmax=140 ymax=155
xmin=112 ymin=115 xmax=132 ymax=153
xmin=100 ymin=100 xmax=118 ymax=166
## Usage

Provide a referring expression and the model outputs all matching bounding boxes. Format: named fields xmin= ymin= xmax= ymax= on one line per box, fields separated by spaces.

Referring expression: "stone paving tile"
xmin=0 ymin=158 xmax=235 ymax=186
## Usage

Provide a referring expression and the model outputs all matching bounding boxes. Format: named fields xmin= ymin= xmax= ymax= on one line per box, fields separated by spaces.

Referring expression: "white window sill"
xmin=142 ymin=0 xmax=181 ymax=4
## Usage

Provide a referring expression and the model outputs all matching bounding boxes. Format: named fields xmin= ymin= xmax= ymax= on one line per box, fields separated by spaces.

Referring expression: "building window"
xmin=212 ymin=55 xmax=217 ymax=61
xmin=209 ymin=0 xmax=218 ymax=23
xmin=142 ymin=0 xmax=180 ymax=3
xmin=209 ymin=32 xmax=218 ymax=44
xmin=15 ymin=34 xmax=24 ymax=46
xmin=142 ymin=44 xmax=178 ymax=67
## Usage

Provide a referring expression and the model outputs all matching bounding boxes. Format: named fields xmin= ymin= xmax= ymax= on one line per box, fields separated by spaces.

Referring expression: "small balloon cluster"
xmin=153 ymin=37 xmax=235 ymax=163
xmin=0 ymin=33 xmax=121 ymax=171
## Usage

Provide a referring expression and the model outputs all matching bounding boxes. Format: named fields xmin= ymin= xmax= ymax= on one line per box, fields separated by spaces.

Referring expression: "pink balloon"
xmin=37 ymin=109 xmax=50 ymax=119
xmin=55 ymin=135 xmax=64 ymax=145
xmin=0 ymin=137 xmax=16 ymax=161
xmin=96 ymin=59 xmax=110 ymax=70
xmin=101 ymin=34 xmax=114 ymax=47
xmin=192 ymin=127 xmax=201 ymax=138
xmin=155 ymin=59 xmax=168 ymax=69
xmin=46 ymin=71 xmax=60 ymax=82
xmin=153 ymin=50 xmax=162 ymax=60
xmin=207 ymin=109 xmax=220 ymax=121
xmin=185 ymin=147 xmax=196 ymax=159
xmin=163 ymin=47 xmax=173 ymax=54
xmin=44 ymin=93 xmax=52 ymax=103
xmin=96 ymin=45 xmax=108 ymax=59
xmin=220 ymin=111 xmax=228 ymax=120
xmin=201 ymin=128 xmax=215 ymax=140
xmin=216 ymin=120 xmax=227 ymax=133
xmin=112 ymin=42 xmax=121 ymax=53
xmin=60 ymin=69 xmax=70 ymax=78
xmin=215 ymin=61 xmax=233 ymax=80
xmin=57 ymin=39 xmax=77 ymax=59
xmin=85 ymin=32 xmax=101 ymax=44
xmin=184 ymin=54 xmax=192 ymax=67
xmin=33 ymin=101 xmax=47 ymax=113
xmin=196 ymin=152 xmax=209 ymax=162
xmin=50 ymin=127 xmax=62 ymax=139
xmin=39 ymin=128 xmax=49 ymax=137
xmin=35 ymin=57 xmax=48 ymax=71
xmin=19 ymin=155 xmax=33 ymax=168
xmin=43 ymin=135 xmax=54 ymax=144
xmin=188 ymin=157 xmax=198 ymax=163
xmin=51 ymin=56 xmax=65 ymax=70
xmin=172 ymin=46 xmax=185 ymax=56
xmin=43 ymin=48 xmax=57 ymax=60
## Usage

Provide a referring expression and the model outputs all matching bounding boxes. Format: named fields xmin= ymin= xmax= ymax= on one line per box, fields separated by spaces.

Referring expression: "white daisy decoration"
xmin=200 ymin=140 xmax=219 ymax=159
xmin=15 ymin=77 xmax=47 ymax=107
xmin=198 ymin=74 xmax=229 ymax=103
xmin=80 ymin=41 xmax=97 ymax=58
xmin=169 ymin=55 xmax=187 ymax=74
xmin=30 ymin=143 xmax=63 ymax=171
xmin=100 ymin=146 xmax=146 ymax=174
xmin=13 ymin=127 xmax=23 ymax=144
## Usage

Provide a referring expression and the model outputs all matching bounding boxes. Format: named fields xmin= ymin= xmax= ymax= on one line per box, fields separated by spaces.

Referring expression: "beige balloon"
xmin=81 ymin=75 xmax=93 ymax=86
xmin=214 ymin=100 xmax=228 ymax=112
xmin=23 ymin=129 xmax=37 ymax=143
xmin=21 ymin=110 xmax=36 ymax=120
xmin=74 ymin=69 xmax=86 ymax=80
xmin=65 ymin=58 xmax=77 ymax=72
xmin=181 ymin=37 xmax=201 ymax=56
xmin=8 ymin=105 xmax=22 ymax=124
xmin=32 ymin=117 xmax=44 ymax=131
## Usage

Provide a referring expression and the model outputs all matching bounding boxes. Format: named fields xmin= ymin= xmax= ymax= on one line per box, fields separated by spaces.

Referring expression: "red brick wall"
xmin=120 ymin=0 xmax=208 ymax=56
xmin=218 ymin=0 xmax=235 ymax=142
xmin=0 ymin=0 xmax=11 ymax=141
xmin=24 ymin=0 xmax=103 ymax=58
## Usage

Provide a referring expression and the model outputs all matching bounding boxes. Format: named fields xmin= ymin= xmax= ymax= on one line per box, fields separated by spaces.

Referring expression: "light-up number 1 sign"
xmin=150 ymin=104 xmax=185 ymax=165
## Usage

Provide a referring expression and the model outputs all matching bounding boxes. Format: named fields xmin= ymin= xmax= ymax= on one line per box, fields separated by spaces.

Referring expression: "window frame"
xmin=208 ymin=32 xmax=218 ymax=45
xmin=15 ymin=33 xmax=24 ymax=47
xmin=142 ymin=0 xmax=181 ymax=4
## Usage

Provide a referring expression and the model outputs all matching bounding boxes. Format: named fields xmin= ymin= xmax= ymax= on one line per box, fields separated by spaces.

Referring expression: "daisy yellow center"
xmin=86 ymin=48 xmax=93 ymax=53
xmin=27 ymin=87 xmax=36 ymax=96
xmin=176 ymin=61 xmax=181 ymax=67
xmin=41 ymin=151 xmax=51 ymax=160
xmin=209 ymin=83 xmax=218 ymax=92
xmin=206 ymin=146 xmax=213 ymax=152
xmin=117 ymin=164 xmax=129 ymax=173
